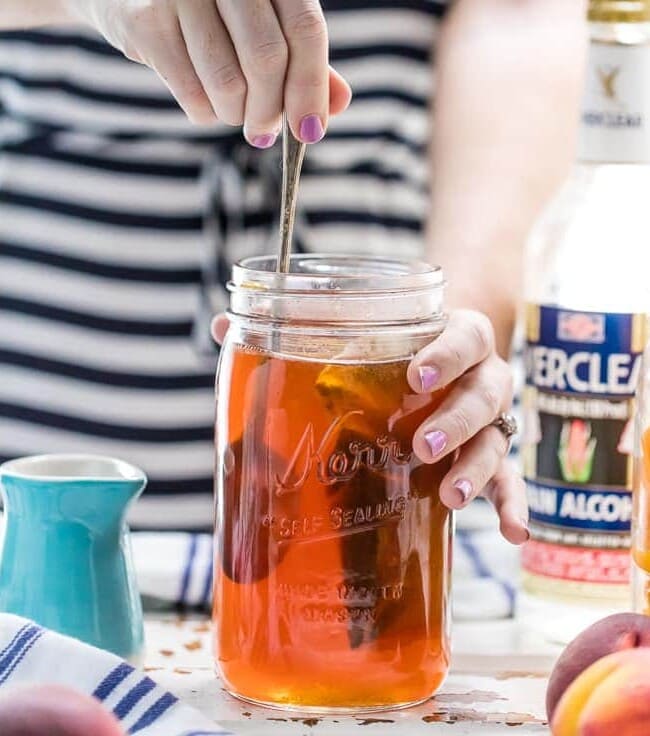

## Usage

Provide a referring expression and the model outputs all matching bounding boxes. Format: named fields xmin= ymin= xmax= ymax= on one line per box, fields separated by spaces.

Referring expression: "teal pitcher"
xmin=0 ymin=454 xmax=146 ymax=660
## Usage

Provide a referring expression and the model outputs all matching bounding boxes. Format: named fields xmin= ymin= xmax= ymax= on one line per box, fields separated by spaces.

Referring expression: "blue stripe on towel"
xmin=0 ymin=624 xmax=41 ymax=677
xmin=113 ymin=676 xmax=156 ymax=720
xmin=177 ymin=534 xmax=198 ymax=606
xmin=93 ymin=662 xmax=135 ymax=701
xmin=128 ymin=692 xmax=178 ymax=734
xmin=0 ymin=624 xmax=30 ymax=659
xmin=456 ymin=529 xmax=516 ymax=615
xmin=0 ymin=628 xmax=44 ymax=685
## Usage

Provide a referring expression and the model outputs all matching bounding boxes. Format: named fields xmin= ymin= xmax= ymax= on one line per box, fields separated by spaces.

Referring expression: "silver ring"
xmin=491 ymin=412 xmax=518 ymax=453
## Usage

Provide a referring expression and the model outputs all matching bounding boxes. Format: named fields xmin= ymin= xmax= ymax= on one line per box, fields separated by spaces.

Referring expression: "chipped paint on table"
xmin=144 ymin=616 xmax=561 ymax=735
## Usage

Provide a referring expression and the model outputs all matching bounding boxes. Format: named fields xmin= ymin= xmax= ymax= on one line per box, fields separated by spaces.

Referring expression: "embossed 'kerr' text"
xmin=274 ymin=410 xmax=412 ymax=493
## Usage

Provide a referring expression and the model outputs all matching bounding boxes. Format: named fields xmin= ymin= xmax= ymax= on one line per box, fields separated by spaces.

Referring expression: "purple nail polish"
xmin=424 ymin=430 xmax=447 ymax=457
xmin=453 ymin=479 xmax=473 ymax=504
xmin=299 ymin=114 xmax=324 ymax=143
xmin=250 ymin=133 xmax=277 ymax=149
xmin=419 ymin=365 xmax=440 ymax=392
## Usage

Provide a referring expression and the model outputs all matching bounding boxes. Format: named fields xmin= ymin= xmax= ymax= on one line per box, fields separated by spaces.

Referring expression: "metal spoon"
xmin=277 ymin=114 xmax=306 ymax=273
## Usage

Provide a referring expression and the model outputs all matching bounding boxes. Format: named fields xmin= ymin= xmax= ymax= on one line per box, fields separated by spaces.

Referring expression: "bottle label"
xmin=579 ymin=41 xmax=650 ymax=163
xmin=522 ymin=305 xmax=647 ymax=585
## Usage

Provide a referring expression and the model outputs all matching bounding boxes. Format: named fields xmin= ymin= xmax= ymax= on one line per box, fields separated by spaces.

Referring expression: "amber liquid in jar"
xmin=213 ymin=343 xmax=452 ymax=711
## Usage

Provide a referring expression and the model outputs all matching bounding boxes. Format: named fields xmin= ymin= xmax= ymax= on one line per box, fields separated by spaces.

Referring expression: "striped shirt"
xmin=0 ymin=1 xmax=448 ymax=530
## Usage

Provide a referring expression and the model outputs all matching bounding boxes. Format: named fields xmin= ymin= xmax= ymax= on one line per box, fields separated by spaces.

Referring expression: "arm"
xmin=0 ymin=1 xmax=73 ymax=28
xmin=428 ymin=0 xmax=588 ymax=357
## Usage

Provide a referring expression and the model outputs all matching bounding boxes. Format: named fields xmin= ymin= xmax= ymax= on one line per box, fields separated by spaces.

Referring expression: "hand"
xmin=65 ymin=0 xmax=352 ymax=144
xmin=212 ymin=310 xmax=528 ymax=545
xmin=407 ymin=309 xmax=528 ymax=545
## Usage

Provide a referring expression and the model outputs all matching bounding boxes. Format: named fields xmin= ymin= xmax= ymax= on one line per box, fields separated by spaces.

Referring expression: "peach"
xmin=551 ymin=648 xmax=650 ymax=736
xmin=0 ymin=684 xmax=124 ymax=736
xmin=546 ymin=612 xmax=650 ymax=720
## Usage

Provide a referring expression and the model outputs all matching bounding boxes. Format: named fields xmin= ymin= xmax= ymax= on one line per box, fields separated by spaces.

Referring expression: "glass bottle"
xmin=521 ymin=0 xmax=650 ymax=641
xmin=213 ymin=254 xmax=452 ymax=712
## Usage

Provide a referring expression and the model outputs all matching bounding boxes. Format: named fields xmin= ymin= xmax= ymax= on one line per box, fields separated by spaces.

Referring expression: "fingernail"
xmin=521 ymin=519 xmax=531 ymax=542
xmin=424 ymin=430 xmax=447 ymax=457
xmin=299 ymin=114 xmax=325 ymax=143
xmin=419 ymin=365 xmax=440 ymax=392
xmin=250 ymin=133 xmax=277 ymax=149
xmin=453 ymin=479 xmax=473 ymax=504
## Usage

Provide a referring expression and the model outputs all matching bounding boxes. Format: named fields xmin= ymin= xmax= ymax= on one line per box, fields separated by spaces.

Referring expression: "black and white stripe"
xmin=0 ymin=1 xmax=447 ymax=530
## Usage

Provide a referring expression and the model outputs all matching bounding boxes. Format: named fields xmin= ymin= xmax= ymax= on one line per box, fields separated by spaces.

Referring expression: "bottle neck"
xmin=589 ymin=1 xmax=650 ymax=23
xmin=578 ymin=21 xmax=650 ymax=163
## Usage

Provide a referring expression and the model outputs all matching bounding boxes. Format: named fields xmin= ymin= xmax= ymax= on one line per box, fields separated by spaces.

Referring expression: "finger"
xmin=273 ymin=0 xmax=329 ymax=143
xmin=218 ymin=0 xmax=287 ymax=145
xmin=329 ymin=66 xmax=352 ymax=116
xmin=136 ymin=11 xmax=216 ymax=125
xmin=439 ymin=424 xmax=509 ymax=510
xmin=211 ymin=313 xmax=230 ymax=345
xmin=412 ymin=357 xmax=513 ymax=463
xmin=407 ymin=309 xmax=495 ymax=394
xmin=178 ymin=0 xmax=247 ymax=127
xmin=483 ymin=462 xmax=530 ymax=545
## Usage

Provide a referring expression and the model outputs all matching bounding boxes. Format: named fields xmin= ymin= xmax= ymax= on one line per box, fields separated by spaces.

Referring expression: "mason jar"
xmin=213 ymin=254 xmax=453 ymax=712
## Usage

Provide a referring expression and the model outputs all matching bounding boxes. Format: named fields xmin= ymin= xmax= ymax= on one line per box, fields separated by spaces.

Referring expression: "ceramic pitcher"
xmin=0 ymin=454 xmax=146 ymax=660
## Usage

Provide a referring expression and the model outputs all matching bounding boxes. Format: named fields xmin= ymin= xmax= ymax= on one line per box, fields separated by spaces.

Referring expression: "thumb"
xmin=329 ymin=67 xmax=352 ymax=117
xmin=211 ymin=313 xmax=230 ymax=345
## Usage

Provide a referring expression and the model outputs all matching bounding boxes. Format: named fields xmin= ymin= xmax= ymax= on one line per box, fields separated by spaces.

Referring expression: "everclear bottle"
xmin=521 ymin=0 xmax=650 ymax=643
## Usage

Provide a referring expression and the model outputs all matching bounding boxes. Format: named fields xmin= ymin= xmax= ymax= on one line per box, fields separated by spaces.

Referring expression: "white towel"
xmin=453 ymin=501 xmax=519 ymax=620
xmin=0 ymin=614 xmax=228 ymax=736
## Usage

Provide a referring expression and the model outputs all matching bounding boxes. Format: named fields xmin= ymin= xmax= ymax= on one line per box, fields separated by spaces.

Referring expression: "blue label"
xmin=525 ymin=308 xmax=642 ymax=396
xmin=523 ymin=305 xmax=645 ymax=562
xmin=527 ymin=480 xmax=632 ymax=533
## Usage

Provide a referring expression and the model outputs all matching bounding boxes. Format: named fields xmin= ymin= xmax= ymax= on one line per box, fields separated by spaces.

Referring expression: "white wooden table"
xmin=144 ymin=615 xmax=561 ymax=735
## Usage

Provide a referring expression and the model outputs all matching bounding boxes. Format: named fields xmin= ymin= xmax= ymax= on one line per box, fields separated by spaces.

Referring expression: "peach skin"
xmin=546 ymin=612 xmax=650 ymax=720
xmin=0 ymin=684 xmax=124 ymax=736
xmin=551 ymin=648 xmax=650 ymax=736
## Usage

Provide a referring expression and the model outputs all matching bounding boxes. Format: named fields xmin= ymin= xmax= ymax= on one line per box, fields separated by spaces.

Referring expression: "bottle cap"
xmin=589 ymin=0 xmax=650 ymax=21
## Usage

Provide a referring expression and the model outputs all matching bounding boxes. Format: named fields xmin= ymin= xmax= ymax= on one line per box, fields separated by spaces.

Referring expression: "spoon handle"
xmin=277 ymin=114 xmax=306 ymax=273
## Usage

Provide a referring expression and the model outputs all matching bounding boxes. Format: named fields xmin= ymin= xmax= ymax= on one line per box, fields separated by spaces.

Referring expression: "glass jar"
xmin=213 ymin=254 xmax=453 ymax=712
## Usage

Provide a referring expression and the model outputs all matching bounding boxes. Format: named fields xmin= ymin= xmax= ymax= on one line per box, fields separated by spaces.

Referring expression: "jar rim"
xmin=229 ymin=254 xmax=444 ymax=295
